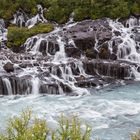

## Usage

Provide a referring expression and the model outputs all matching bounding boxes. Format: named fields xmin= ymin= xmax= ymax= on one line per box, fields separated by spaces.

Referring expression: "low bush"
xmin=131 ymin=129 xmax=140 ymax=140
xmin=7 ymin=23 xmax=54 ymax=48
xmin=0 ymin=108 xmax=92 ymax=140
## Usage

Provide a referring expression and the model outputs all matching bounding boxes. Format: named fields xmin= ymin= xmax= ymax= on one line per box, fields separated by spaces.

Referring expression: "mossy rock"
xmin=7 ymin=23 xmax=54 ymax=49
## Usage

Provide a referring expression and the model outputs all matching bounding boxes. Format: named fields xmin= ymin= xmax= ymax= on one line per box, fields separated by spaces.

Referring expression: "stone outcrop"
xmin=3 ymin=62 xmax=14 ymax=73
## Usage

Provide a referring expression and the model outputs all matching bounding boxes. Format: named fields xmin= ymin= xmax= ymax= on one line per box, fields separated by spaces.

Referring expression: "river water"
xmin=0 ymin=82 xmax=140 ymax=140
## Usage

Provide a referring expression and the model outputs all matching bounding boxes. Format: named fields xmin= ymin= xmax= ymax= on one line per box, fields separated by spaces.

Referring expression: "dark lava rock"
xmin=67 ymin=19 xmax=112 ymax=51
xmin=3 ymin=62 xmax=14 ymax=73
xmin=85 ymin=48 xmax=98 ymax=59
xmin=65 ymin=47 xmax=81 ymax=58
xmin=83 ymin=60 xmax=132 ymax=79
xmin=99 ymin=42 xmax=110 ymax=59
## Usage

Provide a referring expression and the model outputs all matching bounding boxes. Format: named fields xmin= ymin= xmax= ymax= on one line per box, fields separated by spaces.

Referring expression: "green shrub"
xmin=7 ymin=23 xmax=54 ymax=48
xmin=0 ymin=109 xmax=92 ymax=140
xmin=131 ymin=129 xmax=140 ymax=140
xmin=0 ymin=108 xmax=49 ymax=140
xmin=52 ymin=115 xmax=92 ymax=140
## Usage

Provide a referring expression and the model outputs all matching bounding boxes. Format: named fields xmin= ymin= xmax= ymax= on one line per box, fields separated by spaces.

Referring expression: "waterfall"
xmin=108 ymin=17 xmax=140 ymax=78
xmin=2 ymin=14 xmax=140 ymax=95
xmin=2 ymin=78 xmax=13 ymax=95
xmin=31 ymin=77 xmax=40 ymax=94
xmin=26 ymin=5 xmax=47 ymax=29
xmin=11 ymin=5 xmax=47 ymax=28
xmin=53 ymin=36 xmax=66 ymax=63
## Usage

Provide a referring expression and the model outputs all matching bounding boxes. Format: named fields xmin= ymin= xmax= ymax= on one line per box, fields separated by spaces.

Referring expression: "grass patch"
xmin=7 ymin=23 xmax=54 ymax=48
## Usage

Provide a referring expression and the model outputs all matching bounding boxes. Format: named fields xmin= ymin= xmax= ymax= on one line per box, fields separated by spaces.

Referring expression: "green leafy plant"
xmin=0 ymin=108 xmax=49 ymax=140
xmin=131 ymin=129 xmax=140 ymax=140
xmin=0 ymin=109 xmax=92 ymax=140
xmin=53 ymin=115 xmax=92 ymax=140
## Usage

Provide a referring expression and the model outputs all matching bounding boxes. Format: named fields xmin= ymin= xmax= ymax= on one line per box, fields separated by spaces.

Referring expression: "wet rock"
xmin=84 ymin=60 xmax=132 ymax=79
xmin=3 ymin=62 xmax=14 ymax=73
xmin=135 ymin=32 xmax=140 ymax=42
xmin=113 ymin=30 xmax=121 ymax=36
xmin=48 ymin=42 xmax=59 ymax=55
xmin=85 ymin=48 xmax=98 ymax=59
xmin=67 ymin=19 xmax=112 ymax=51
xmin=99 ymin=42 xmax=110 ymax=59
xmin=39 ymin=82 xmax=72 ymax=94
xmin=9 ymin=75 xmax=32 ymax=95
xmin=75 ymin=80 xmax=95 ymax=87
xmin=70 ymin=62 xmax=80 ymax=76
xmin=11 ymin=45 xmax=25 ymax=53
xmin=60 ymin=82 xmax=72 ymax=93
xmin=0 ymin=75 xmax=32 ymax=95
xmin=74 ymin=36 xmax=95 ymax=51
xmin=65 ymin=47 xmax=81 ymax=58
xmin=112 ymin=38 xmax=123 ymax=54
xmin=39 ymin=40 xmax=48 ymax=55
xmin=110 ymin=53 xmax=117 ymax=60
xmin=39 ymin=83 xmax=59 ymax=94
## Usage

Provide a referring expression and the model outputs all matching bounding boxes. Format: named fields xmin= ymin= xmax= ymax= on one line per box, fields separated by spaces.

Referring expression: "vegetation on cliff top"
xmin=7 ymin=23 xmax=54 ymax=48
xmin=0 ymin=0 xmax=140 ymax=24
xmin=0 ymin=108 xmax=92 ymax=140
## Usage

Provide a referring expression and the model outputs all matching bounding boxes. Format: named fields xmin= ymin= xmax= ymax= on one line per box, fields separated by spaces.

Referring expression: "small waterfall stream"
xmin=2 ymin=78 xmax=13 ymax=95
xmin=108 ymin=17 xmax=140 ymax=79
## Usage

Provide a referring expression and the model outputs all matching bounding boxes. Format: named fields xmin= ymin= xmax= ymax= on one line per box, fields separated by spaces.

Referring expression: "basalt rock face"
xmin=83 ymin=60 xmax=132 ymax=79
xmin=68 ymin=19 xmax=112 ymax=48
xmin=0 ymin=17 xmax=140 ymax=95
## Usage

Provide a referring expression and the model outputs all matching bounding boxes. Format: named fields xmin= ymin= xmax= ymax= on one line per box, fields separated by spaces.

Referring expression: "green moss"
xmin=7 ymin=23 xmax=54 ymax=48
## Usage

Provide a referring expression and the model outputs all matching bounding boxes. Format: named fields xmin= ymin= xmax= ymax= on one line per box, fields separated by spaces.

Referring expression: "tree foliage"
xmin=0 ymin=0 xmax=140 ymax=23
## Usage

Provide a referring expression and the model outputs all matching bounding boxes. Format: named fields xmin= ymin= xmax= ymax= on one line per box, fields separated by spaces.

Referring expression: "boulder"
xmin=3 ymin=62 xmax=14 ymax=73
xmin=67 ymin=19 xmax=112 ymax=51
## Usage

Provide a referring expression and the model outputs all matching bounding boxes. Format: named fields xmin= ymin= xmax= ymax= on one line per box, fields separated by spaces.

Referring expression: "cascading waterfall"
xmin=108 ymin=17 xmax=140 ymax=80
xmin=1 ymin=13 xmax=140 ymax=95
xmin=0 ymin=19 xmax=7 ymax=48
xmin=53 ymin=36 xmax=66 ymax=63
xmin=31 ymin=77 xmax=40 ymax=94
xmin=2 ymin=78 xmax=13 ymax=95
xmin=11 ymin=5 xmax=47 ymax=28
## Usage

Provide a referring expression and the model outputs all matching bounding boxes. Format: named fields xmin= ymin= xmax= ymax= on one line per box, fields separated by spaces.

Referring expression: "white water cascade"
xmin=31 ymin=77 xmax=40 ymax=95
xmin=2 ymin=78 xmax=13 ymax=95
xmin=11 ymin=5 xmax=47 ymax=28
xmin=109 ymin=18 xmax=140 ymax=62
xmin=1 ymin=14 xmax=140 ymax=95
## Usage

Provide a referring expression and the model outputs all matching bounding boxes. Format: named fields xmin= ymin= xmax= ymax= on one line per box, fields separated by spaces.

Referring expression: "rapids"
xmin=0 ymin=83 xmax=140 ymax=140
